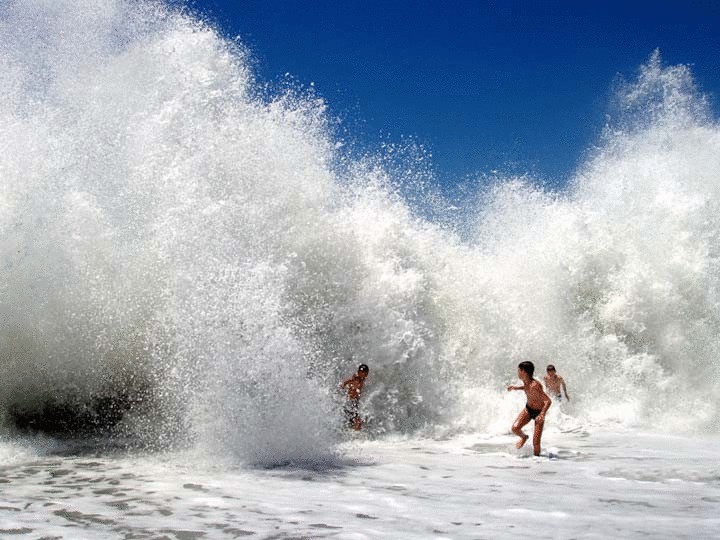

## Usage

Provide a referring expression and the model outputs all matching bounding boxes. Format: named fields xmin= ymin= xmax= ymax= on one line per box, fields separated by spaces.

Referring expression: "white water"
xmin=0 ymin=2 xmax=718 ymax=536
xmin=1 ymin=430 xmax=719 ymax=539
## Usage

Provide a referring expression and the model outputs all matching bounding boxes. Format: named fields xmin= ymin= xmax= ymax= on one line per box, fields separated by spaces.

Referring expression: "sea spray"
xmin=458 ymin=52 xmax=720 ymax=433
xmin=0 ymin=0 xmax=454 ymax=462
xmin=0 ymin=0 xmax=344 ymax=462
xmin=1 ymin=1 xmax=719 ymax=466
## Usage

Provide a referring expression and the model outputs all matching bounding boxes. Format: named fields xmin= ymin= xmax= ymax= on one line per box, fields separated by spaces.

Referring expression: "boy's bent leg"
xmin=512 ymin=409 xmax=531 ymax=449
xmin=532 ymin=417 xmax=545 ymax=456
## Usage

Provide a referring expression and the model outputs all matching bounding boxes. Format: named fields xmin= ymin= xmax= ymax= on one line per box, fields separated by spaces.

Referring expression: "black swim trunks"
xmin=526 ymin=403 xmax=542 ymax=420
xmin=344 ymin=399 xmax=360 ymax=426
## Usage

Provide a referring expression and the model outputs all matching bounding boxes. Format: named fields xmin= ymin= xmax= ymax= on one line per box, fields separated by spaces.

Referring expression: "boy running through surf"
xmin=507 ymin=361 xmax=552 ymax=456
xmin=340 ymin=364 xmax=369 ymax=430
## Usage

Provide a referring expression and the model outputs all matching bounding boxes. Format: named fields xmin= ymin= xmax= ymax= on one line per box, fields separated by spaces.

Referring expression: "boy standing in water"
xmin=340 ymin=364 xmax=370 ymax=431
xmin=543 ymin=364 xmax=570 ymax=402
xmin=507 ymin=361 xmax=552 ymax=456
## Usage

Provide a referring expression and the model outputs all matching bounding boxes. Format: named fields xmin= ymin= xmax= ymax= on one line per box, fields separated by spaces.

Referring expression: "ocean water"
xmin=1 ymin=427 xmax=719 ymax=539
xmin=0 ymin=1 xmax=719 ymax=538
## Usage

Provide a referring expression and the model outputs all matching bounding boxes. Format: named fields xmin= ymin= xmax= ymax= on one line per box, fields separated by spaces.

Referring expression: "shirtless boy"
xmin=543 ymin=364 xmax=570 ymax=402
xmin=507 ymin=361 xmax=552 ymax=456
xmin=340 ymin=364 xmax=369 ymax=430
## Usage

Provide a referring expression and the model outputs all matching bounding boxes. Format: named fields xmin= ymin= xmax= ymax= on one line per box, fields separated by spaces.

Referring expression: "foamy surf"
xmin=1 ymin=430 xmax=718 ymax=539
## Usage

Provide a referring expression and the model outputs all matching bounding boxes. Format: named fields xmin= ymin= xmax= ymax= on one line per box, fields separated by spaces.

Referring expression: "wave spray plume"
xmin=1 ymin=1 xmax=719 ymax=465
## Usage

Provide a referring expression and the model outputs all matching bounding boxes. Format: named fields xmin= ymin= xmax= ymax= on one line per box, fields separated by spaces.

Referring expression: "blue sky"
xmin=188 ymin=0 xmax=720 ymax=189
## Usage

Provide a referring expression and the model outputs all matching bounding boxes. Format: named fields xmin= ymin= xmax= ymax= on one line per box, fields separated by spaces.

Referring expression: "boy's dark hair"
xmin=518 ymin=361 xmax=534 ymax=378
xmin=546 ymin=364 xmax=556 ymax=372
xmin=358 ymin=364 xmax=369 ymax=373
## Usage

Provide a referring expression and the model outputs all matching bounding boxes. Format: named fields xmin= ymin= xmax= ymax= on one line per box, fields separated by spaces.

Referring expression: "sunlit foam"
xmin=1 ymin=1 xmax=719 ymax=465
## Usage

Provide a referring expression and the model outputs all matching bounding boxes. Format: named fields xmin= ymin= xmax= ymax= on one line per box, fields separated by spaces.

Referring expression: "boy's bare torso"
xmin=524 ymin=379 xmax=547 ymax=410
xmin=543 ymin=374 xmax=563 ymax=396
xmin=342 ymin=375 xmax=365 ymax=400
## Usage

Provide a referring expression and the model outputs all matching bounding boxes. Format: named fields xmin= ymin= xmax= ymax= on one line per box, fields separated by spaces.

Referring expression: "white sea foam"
xmin=0 ymin=1 xmax=719 ymax=468
xmin=1 ymin=431 xmax=718 ymax=539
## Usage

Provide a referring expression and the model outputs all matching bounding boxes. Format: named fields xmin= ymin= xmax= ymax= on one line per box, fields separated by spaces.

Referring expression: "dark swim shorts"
xmin=344 ymin=399 xmax=360 ymax=426
xmin=526 ymin=403 xmax=542 ymax=420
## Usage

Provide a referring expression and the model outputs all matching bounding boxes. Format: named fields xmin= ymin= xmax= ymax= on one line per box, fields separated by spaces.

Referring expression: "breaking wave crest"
xmin=1 ymin=1 xmax=718 ymax=464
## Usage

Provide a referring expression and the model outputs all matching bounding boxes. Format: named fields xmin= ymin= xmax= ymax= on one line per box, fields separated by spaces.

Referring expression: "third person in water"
xmin=507 ymin=361 xmax=552 ymax=456
xmin=543 ymin=364 xmax=570 ymax=402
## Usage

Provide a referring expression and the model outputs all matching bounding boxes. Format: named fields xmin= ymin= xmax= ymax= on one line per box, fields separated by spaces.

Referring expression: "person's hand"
xmin=506 ymin=385 xmax=515 ymax=391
